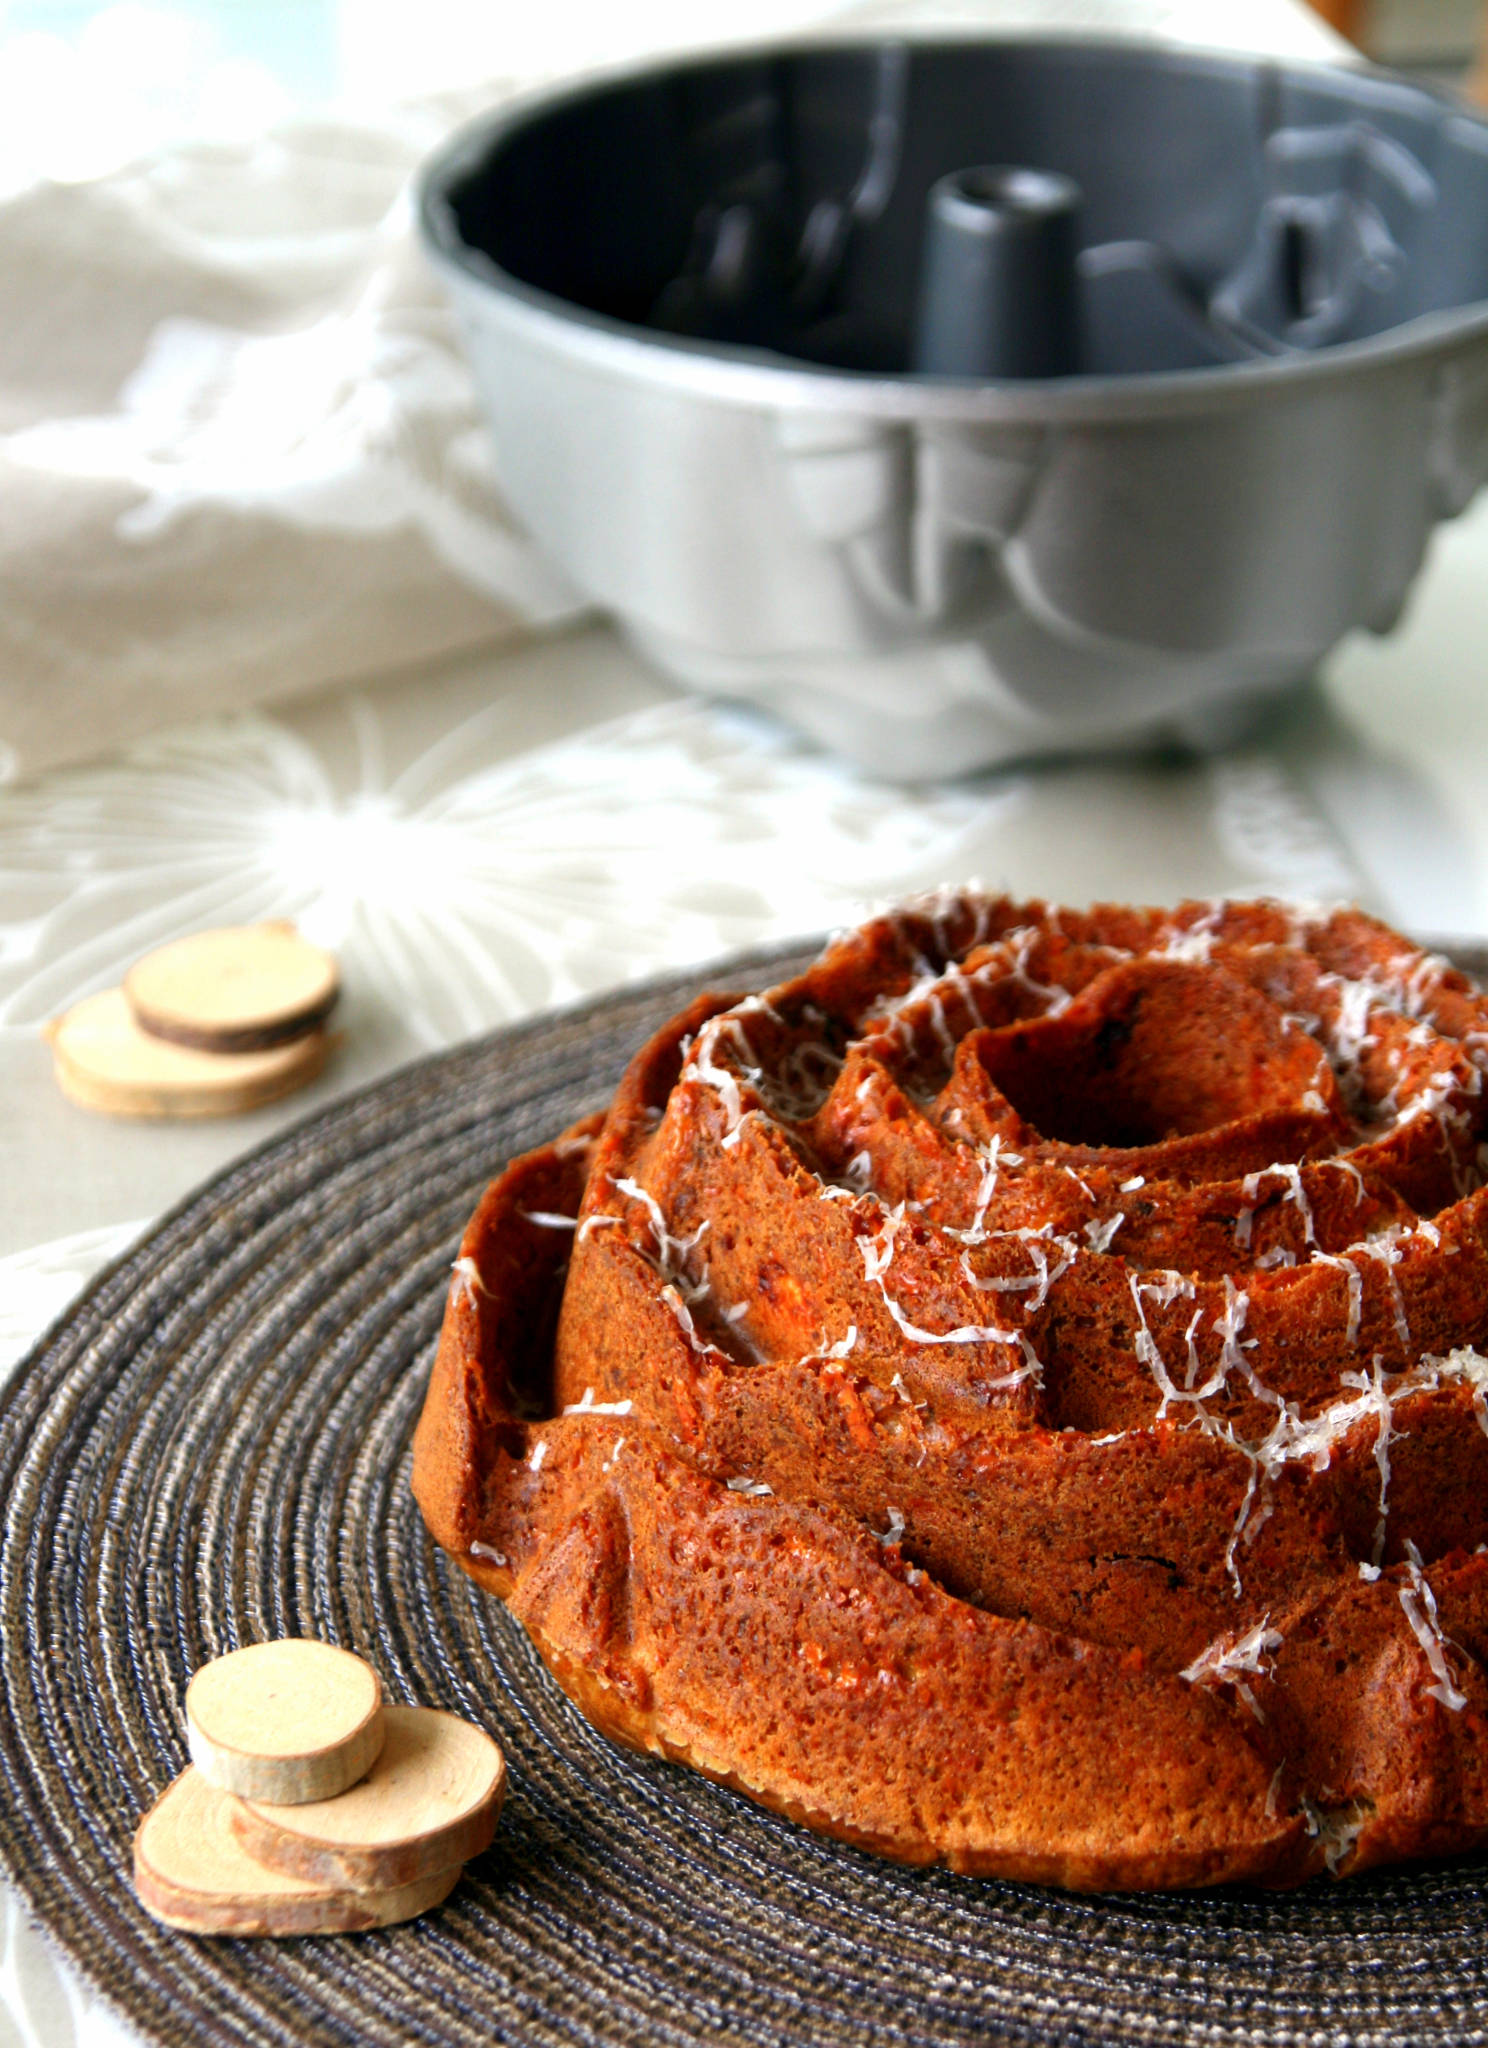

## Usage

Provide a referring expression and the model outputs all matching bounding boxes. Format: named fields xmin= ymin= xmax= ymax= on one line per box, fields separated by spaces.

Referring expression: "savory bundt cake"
xmin=413 ymin=895 xmax=1488 ymax=1891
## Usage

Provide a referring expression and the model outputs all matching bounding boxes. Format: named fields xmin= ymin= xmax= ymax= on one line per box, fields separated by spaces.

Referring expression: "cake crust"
xmin=413 ymin=897 xmax=1488 ymax=1889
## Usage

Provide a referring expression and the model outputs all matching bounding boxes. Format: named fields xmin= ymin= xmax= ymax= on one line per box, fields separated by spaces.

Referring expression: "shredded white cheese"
xmin=451 ymin=1256 xmax=490 ymax=1309
xmin=1399 ymin=1541 xmax=1468 ymax=1711
xmin=561 ymin=1388 xmax=634 ymax=1418
xmin=1180 ymin=1616 xmax=1283 ymax=1720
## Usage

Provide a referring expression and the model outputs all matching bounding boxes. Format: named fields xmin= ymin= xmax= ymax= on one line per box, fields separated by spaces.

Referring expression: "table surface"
xmin=8 ymin=0 xmax=1488 ymax=2036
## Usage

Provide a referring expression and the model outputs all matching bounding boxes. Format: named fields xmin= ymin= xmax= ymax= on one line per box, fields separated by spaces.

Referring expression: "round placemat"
xmin=5 ymin=938 xmax=1488 ymax=2048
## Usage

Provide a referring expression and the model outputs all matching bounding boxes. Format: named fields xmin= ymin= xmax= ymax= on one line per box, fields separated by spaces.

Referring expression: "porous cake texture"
xmin=413 ymin=896 xmax=1488 ymax=1890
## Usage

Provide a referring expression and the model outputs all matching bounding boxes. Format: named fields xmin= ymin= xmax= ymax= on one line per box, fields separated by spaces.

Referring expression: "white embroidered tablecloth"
xmin=7 ymin=0 xmax=1488 ymax=2040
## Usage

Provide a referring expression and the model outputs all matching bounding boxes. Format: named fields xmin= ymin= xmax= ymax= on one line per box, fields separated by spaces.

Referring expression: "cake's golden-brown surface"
xmin=413 ymin=895 xmax=1488 ymax=1890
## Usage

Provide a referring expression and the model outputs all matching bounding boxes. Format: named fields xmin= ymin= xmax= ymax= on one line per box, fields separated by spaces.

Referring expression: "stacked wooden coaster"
xmin=47 ymin=923 xmax=339 ymax=1118
xmin=134 ymin=1641 xmax=505 ymax=1936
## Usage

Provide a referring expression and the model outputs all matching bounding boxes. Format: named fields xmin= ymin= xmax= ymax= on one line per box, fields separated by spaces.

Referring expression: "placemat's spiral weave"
xmin=5 ymin=941 xmax=1488 ymax=2048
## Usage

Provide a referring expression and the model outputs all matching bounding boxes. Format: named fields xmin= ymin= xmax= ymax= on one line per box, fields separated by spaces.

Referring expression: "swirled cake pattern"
xmin=413 ymin=897 xmax=1488 ymax=1890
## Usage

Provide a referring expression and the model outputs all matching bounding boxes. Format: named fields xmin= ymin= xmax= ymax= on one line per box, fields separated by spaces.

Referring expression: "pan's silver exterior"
xmin=422 ymin=49 xmax=1488 ymax=779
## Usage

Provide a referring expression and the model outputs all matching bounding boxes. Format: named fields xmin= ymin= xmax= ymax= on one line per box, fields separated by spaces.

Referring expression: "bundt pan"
xmin=419 ymin=38 xmax=1488 ymax=778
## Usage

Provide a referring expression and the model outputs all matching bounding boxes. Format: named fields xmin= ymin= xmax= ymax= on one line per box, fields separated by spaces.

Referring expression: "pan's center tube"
xmin=913 ymin=165 xmax=1081 ymax=378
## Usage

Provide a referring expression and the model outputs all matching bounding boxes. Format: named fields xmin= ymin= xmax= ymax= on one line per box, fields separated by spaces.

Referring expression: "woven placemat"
xmin=5 ymin=936 xmax=1488 ymax=2048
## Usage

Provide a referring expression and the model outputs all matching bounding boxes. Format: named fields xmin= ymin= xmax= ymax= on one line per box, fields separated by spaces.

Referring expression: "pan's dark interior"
xmin=434 ymin=41 xmax=1488 ymax=377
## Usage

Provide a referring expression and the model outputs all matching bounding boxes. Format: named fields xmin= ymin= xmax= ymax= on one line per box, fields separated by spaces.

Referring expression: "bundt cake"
xmin=412 ymin=895 xmax=1488 ymax=1891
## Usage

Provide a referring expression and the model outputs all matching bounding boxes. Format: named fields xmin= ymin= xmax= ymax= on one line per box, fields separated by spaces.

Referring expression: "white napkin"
xmin=0 ymin=99 xmax=588 ymax=783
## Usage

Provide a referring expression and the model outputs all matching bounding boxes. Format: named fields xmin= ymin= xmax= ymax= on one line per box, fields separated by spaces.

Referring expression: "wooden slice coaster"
xmin=229 ymin=1706 xmax=506 ymax=1892
xmin=46 ymin=989 xmax=328 ymax=1120
xmin=134 ymin=1771 xmax=461 ymax=1936
xmin=186 ymin=1641 xmax=383 ymax=1805
xmin=125 ymin=922 xmax=339 ymax=1053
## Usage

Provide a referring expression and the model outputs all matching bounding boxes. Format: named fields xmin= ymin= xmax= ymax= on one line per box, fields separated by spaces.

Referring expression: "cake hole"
xmin=974 ymin=958 xmax=1332 ymax=1150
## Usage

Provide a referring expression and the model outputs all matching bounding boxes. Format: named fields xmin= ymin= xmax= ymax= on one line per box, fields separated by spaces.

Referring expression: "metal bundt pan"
xmin=419 ymin=39 xmax=1488 ymax=779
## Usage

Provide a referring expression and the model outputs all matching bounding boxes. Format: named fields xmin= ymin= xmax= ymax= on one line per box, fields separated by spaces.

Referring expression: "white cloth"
xmin=0 ymin=102 xmax=584 ymax=781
